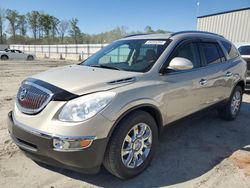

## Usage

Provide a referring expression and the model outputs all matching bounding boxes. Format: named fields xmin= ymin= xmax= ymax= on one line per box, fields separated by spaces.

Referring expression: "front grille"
xmin=16 ymin=81 xmax=53 ymax=114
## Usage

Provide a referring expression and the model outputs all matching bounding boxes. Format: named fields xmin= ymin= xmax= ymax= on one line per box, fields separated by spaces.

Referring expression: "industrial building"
xmin=197 ymin=7 xmax=250 ymax=43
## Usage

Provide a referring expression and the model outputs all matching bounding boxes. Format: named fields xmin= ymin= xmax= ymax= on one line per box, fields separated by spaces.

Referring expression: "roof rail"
xmin=123 ymin=33 xmax=149 ymax=38
xmin=170 ymin=30 xmax=224 ymax=38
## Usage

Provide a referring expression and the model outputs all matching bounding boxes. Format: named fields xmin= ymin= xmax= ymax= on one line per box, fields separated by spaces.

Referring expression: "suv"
xmin=237 ymin=44 xmax=250 ymax=89
xmin=8 ymin=31 xmax=247 ymax=179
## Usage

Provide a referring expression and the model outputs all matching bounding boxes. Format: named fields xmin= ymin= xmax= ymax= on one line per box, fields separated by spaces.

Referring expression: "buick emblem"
xmin=19 ymin=88 xmax=28 ymax=101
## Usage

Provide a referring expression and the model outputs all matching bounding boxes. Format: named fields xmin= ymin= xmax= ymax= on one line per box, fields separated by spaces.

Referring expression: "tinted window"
xmin=217 ymin=45 xmax=226 ymax=62
xmin=200 ymin=43 xmax=221 ymax=65
xmin=238 ymin=45 xmax=250 ymax=55
xmin=172 ymin=42 xmax=201 ymax=68
xmin=221 ymin=40 xmax=239 ymax=59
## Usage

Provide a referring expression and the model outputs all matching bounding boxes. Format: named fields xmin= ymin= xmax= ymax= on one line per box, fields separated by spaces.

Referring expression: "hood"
xmin=32 ymin=65 xmax=142 ymax=95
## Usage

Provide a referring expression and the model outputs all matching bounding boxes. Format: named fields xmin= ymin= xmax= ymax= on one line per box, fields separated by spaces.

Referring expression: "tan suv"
xmin=8 ymin=31 xmax=247 ymax=179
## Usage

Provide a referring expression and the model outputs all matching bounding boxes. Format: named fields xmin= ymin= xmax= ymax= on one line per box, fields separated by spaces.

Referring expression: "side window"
xmin=238 ymin=45 xmax=250 ymax=55
xmin=221 ymin=40 xmax=239 ymax=59
xmin=171 ymin=42 xmax=201 ymax=68
xmin=217 ymin=45 xmax=226 ymax=62
xmin=200 ymin=42 xmax=221 ymax=65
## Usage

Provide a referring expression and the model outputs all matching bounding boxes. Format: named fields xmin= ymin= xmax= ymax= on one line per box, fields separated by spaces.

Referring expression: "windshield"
xmin=80 ymin=39 xmax=171 ymax=72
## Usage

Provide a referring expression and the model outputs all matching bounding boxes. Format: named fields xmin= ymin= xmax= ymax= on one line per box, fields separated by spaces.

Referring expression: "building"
xmin=197 ymin=7 xmax=250 ymax=43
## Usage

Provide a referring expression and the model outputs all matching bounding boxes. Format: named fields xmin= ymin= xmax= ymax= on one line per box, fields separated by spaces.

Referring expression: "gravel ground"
xmin=0 ymin=60 xmax=250 ymax=188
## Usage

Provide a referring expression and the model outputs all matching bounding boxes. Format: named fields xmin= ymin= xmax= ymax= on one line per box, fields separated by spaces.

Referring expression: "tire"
xmin=218 ymin=85 xmax=243 ymax=121
xmin=27 ymin=55 xmax=34 ymax=60
xmin=103 ymin=110 xmax=158 ymax=179
xmin=1 ymin=55 xmax=9 ymax=60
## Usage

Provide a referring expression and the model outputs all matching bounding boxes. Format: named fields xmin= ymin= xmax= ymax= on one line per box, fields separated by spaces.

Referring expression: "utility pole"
xmin=196 ymin=0 xmax=200 ymax=30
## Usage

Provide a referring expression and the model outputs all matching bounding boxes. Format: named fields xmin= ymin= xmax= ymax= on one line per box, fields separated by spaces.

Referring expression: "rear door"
xmin=15 ymin=50 xmax=27 ymax=59
xmin=198 ymin=40 xmax=233 ymax=105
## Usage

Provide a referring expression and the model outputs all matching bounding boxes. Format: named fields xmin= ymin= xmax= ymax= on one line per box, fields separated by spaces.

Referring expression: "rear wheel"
xmin=1 ymin=55 xmax=9 ymax=60
xmin=27 ymin=55 xmax=34 ymax=60
xmin=218 ymin=85 xmax=243 ymax=120
xmin=103 ymin=110 xmax=158 ymax=179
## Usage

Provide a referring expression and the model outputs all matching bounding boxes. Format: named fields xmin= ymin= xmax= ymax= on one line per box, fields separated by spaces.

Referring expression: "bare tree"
xmin=6 ymin=9 xmax=20 ymax=42
xmin=0 ymin=8 xmax=5 ymax=43
xmin=58 ymin=20 xmax=69 ymax=43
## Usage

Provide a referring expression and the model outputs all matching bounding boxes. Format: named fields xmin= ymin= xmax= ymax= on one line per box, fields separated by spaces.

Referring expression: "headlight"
xmin=58 ymin=91 xmax=116 ymax=122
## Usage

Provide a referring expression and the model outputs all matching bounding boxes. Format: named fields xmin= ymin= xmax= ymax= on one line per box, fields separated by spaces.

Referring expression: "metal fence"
xmin=9 ymin=44 xmax=108 ymax=60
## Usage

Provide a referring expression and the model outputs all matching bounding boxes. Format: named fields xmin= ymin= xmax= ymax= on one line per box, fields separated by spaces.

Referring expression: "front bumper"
xmin=7 ymin=111 xmax=108 ymax=174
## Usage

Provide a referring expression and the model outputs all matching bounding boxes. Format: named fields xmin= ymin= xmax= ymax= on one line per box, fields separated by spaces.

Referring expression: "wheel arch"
xmin=107 ymin=104 xmax=164 ymax=140
xmin=236 ymin=80 xmax=245 ymax=92
xmin=1 ymin=54 xmax=9 ymax=59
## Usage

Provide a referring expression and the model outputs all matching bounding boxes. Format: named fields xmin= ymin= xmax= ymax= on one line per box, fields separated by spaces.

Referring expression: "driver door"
xmin=160 ymin=40 xmax=209 ymax=123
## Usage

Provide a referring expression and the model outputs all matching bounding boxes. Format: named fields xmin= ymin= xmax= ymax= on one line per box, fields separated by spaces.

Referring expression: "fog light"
xmin=53 ymin=137 xmax=94 ymax=151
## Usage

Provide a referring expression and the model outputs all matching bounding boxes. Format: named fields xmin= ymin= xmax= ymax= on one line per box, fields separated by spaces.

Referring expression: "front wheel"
xmin=103 ymin=110 xmax=158 ymax=179
xmin=1 ymin=55 xmax=9 ymax=60
xmin=218 ymin=85 xmax=243 ymax=120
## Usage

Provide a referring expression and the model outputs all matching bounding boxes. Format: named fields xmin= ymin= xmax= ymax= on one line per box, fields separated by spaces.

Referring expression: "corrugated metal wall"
xmin=197 ymin=9 xmax=250 ymax=43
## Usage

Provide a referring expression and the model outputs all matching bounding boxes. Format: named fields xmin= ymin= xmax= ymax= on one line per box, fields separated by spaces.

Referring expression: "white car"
xmin=0 ymin=49 xmax=35 ymax=60
xmin=236 ymin=43 xmax=250 ymax=89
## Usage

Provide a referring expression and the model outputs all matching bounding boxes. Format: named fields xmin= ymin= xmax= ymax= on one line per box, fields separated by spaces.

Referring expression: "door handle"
xmin=226 ymin=72 xmax=233 ymax=77
xmin=199 ymin=79 xmax=208 ymax=86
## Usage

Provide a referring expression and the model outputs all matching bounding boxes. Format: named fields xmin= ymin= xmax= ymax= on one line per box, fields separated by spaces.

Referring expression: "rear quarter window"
xmin=221 ymin=40 xmax=239 ymax=59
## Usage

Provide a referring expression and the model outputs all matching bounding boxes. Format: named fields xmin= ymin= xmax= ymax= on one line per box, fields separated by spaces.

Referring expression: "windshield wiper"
xmin=89 ymin=64 xmax=122 ymax=71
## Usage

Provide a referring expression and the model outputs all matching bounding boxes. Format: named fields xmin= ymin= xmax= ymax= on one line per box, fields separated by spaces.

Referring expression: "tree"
xmin=69 ymin=18 xmax=81 ymax=44
xmin=58 ymin=20 xmax=69 ymax=43
xmin=144 ymin=25 xmax=154 ymax=33
xmin=0 ymin=8 xmax=5 ymax=44
xmin=51 ymin=16 xmax=59 ymax=41
xmin=27 ymin=11 xmax=40 ymax=41
xmin=38 ymin=12 xmax=44 ymax=39
xmin=18 ymin=14 xmax=27 ymax=36
xmin=6 ymin=9 xmax=20 ymax=42
xmin=40 ymin=14 xmax=52 ymax=43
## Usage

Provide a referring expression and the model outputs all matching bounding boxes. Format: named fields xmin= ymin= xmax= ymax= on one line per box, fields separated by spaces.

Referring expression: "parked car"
xmin=237 ymin=44 xmax=250 ymax=89
xmin=0 ymin=49 xmax=35 ymax=60
xmin=8 ymin=31 xmax=247 ymax=179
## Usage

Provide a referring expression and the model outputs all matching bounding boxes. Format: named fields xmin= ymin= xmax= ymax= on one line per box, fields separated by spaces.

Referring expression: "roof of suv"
xmin=120 ymin=31 xmax=224 ymax=41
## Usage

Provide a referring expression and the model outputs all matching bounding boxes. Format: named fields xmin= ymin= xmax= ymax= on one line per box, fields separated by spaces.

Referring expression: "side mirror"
xmin=168 ymin=57 xmax=193 ymax=71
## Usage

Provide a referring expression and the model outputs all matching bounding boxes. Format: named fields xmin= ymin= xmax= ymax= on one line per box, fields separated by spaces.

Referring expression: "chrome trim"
xmin=16 ymin=81 xmax=54 ymax=114
xmin=12 ymin=116 xmax=97 ymax=152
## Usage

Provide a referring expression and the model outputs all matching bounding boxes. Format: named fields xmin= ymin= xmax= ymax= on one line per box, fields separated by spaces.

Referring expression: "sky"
xmin=0 ymin=0 xmax=249 ymax=34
